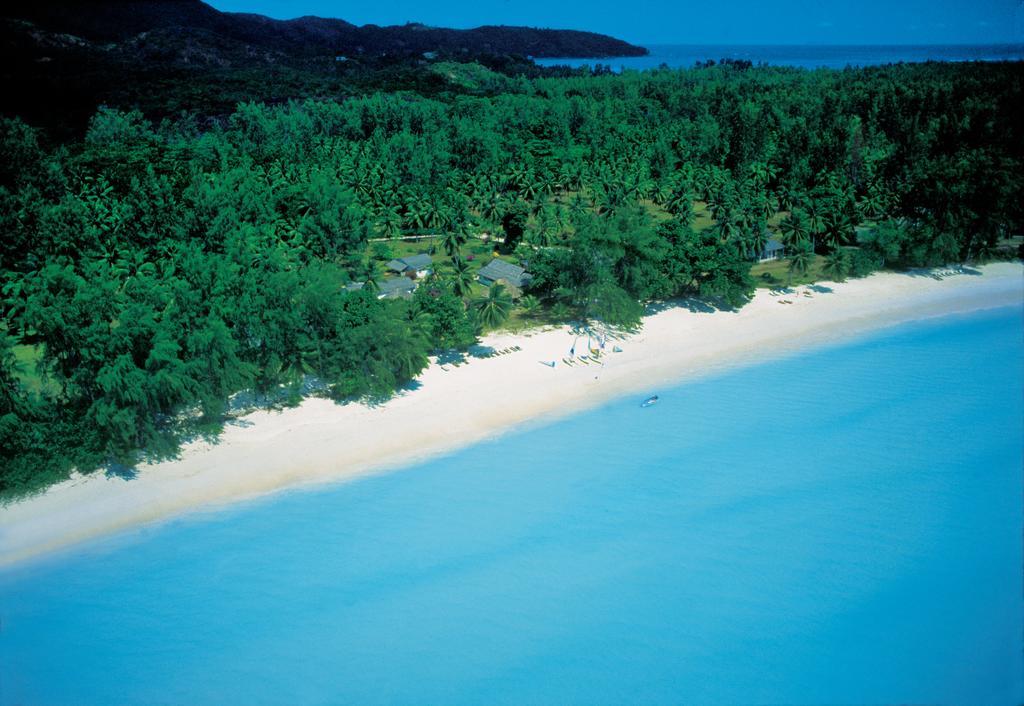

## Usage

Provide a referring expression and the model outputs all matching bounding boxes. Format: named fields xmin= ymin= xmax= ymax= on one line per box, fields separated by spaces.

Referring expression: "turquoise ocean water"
xmin=536 ymin=43 xmax=1024 ymax=70
xmin=1 ymin=305 xmax=1022 ymax=705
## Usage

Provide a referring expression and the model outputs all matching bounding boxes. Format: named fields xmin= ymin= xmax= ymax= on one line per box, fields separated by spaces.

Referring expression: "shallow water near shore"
xmin=2 ymin=305 xmax=1022 ymax=705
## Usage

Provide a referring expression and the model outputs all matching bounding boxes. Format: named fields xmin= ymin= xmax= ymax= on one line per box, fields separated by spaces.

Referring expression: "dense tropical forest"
xmin=1 ymin=58 xmax=1022 ymax=498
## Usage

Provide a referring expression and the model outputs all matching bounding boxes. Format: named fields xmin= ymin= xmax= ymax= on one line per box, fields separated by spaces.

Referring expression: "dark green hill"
xmin=1 ymin=1 xmax=645 ymax=135
xmin=6 ymin=1 xmax=647 ymax=58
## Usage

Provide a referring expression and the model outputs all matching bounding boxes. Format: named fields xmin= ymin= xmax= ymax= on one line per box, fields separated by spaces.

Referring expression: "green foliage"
xmin=474 ymin=283 xmax=514 ymax=330
xmin=411 ymin=277 xmax=479 ymax=350
xmin=500 ymin=201 xmax=530 ymax=254
xmin=787 ymin=241 xmax=814 ymax=285
xmin=1 ymin=58 xmax=1021 ymax=497
xmin=822 ymin=249 xmax=850 ymax=283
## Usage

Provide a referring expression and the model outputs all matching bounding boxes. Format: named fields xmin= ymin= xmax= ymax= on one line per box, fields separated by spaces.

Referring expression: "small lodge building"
xmin=477 ymin=259 xmax=532 ymax=289
xmin=756 ymin=238 xmax=786 ymax=262
xmin=386 ymin=254 xmax=433 ymax=279
xmin=377 ymin=277 xmax=417 ymax=300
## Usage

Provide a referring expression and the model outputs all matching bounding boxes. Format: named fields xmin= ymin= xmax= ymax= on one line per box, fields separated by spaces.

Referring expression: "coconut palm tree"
xmin=804 ymin=200 xmax=824 ymax=248
xmin=378 ymin=207 xmax=403 ymax=239
xmin=481 ymin=197 xmax=506 ymax=227
xmin=279 ymin=340 xmax=317 ymax=387
xmin=971 ymin=236 xmax=998 ymax=264
xmin=714 ymin=216 xmax=739 ymax=242
xmin=787 ymin=242 xmax=814 ymax=285
xmin=735 ymin=201 xmax=758 ymax=232
xmin=441 ymin=226 xmax=469 ymax=258
xmin=822 ymin=249 xmax=849 ymax=282
xmin=391 ymin=329 xmax=430 ymax=382
xmin=775 ymin=184 xmax=796 ymax=214
xmin=559 ymin=164 xmax=583 ymax=193
xmin=748 ymin=227 xmax=769 ymax=262
xmin=449 ymin=257 xmax=475 ymax=298
xmin=474 ymin=283 xmax=513 ymax=329
xmin=779 ymin=210 xmax=809 ymax=248
xmin=665 ymin=189 xmax=692 ymax=217
xmin=518 ymin=294 xmax=541 ymax=319
xmin=406 ymin=194 xmax=432 ymax=231
xmin=821 ymin=210 xmax=854 ymax=250
xmin=362 ymin=261 xmax=382 ymax=294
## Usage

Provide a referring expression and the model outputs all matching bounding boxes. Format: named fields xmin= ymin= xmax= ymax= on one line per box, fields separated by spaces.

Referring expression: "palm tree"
xmin=474 ymin=283 xmax=513 ymax=329
xmin=749 ymin=161 xmax=779 ymax=188
xmin=805 ymin=200 xmax=824 ymax=248
xmin=481 ymin=197 xmax=505 ymax=227
xmin=821 ymin=210 xmax=854 ymax=250
xmin=735 ymin=202 xmax=758 ymax=231
xmin=391 ymin=330 xmax=430 ymax=382
xmin=569 ymin=193 xmax=588 ymax=219
xmin=665 ymin=189 xmax=693 ymax=217
xmin=450 ymin=257 xmax=475 ymax=298
xmin=378 ymin=207 xmax=403 ymax=239
xmin=821 ymin=249 xmax=849 ymax=282
xmin=714 ymin=216 xmax=739 ymax=242
xmin=280 ymin=336 xmax=318 ymax=386
xmin=362 ymin=261 xmax=382 ymax=294
xmin=559 ymin=164 xmax=583 ymax=193
xmin=787 ymin=242 xmax=814 ymax=285
xmin=520 ymin=176 xmax=540 ymax=201
xmin=528 ymin=227 xmax=554 ymax=248
xmin=779 ymin=210 xmax=809 ymax=249
xmin=970 ymin=236 xmax=998 ymax=264
xmin=674 ymin=198 xmax=696 ymax=228
xmin=406 ymin=195 xmax=432 ymax=230
xmin=441 ymin=226 xmax=468 ymax=258
xmin=748 ymin=228 xmax=769 ymax=262
xmin=775 ymin=185 xmax=796 ymax=214
xmin=518 ymin=294 xmax=541 ymax=318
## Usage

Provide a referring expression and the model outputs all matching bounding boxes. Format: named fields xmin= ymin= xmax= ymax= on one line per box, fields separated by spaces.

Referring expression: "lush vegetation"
xmin=1 ymin=59 xmax=1021 ymax=498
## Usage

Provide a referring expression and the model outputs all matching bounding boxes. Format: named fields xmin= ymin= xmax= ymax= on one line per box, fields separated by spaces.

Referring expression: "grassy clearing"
xmin=12 ymin=343 xmax=54 ymax=395
xmin=750 ymin=254 xmax=827 ymax=289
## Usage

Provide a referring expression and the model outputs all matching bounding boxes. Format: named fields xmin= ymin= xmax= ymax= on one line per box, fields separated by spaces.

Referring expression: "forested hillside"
xmin=9 ymin=0 xmax=647 ymax=58
xmin=1 ymin=60 xmax=1021 ymax=497
xmin=1 ymin=0 xmax=644 ymax=135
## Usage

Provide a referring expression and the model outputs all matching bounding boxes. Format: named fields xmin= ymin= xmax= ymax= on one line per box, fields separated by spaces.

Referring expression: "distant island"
xmin=1 ymin=0 xmax=646 ymax=133
xmin=6 ymin=0 xmax=648 ymax=58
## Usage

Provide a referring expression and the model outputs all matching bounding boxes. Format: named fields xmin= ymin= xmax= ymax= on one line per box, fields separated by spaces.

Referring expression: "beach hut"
xmin=757 ymin=238 xmax=786 ymax=262
xmin=377 ymin=277 xmax=417 ymax=300
xmin=477 ymin=259 xmax=532 ymax=289
xmin=386 ymin=254 xmax=434 ymax=278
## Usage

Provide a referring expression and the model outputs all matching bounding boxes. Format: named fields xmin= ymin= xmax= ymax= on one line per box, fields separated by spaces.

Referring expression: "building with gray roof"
xmin=386 ymin=254 xmax=433 ymax=278
xmin=756 ymin=238 xmax=786 ymax=262
xmin=477 ymin=259 xmax=532 ymax=289
xmin=377 ymin=277 xmax=417 ymax=299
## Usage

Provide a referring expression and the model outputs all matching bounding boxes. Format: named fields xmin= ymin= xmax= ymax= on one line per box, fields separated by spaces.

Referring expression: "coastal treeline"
xmin=1 ymin=60 xmax=1021 ymax=496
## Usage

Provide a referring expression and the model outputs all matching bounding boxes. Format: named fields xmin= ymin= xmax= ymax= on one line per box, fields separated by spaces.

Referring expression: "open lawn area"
xmin=12 ymin=343 xmax=52 ymax=395
xmin=750 ymin=254 xmax=827 ymax=288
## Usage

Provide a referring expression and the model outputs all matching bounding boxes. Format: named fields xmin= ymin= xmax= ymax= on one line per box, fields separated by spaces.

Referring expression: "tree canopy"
xmin=1 ymin=58 xmax=1021 ymax=497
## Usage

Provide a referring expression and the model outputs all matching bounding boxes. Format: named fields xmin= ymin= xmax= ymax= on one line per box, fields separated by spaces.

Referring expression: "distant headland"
xmin=4 ymin=0 xmax=648 ymax=59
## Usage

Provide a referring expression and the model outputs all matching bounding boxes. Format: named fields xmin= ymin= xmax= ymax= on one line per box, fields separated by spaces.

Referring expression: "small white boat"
xmin=641 ymin=395 xmax=659 ymax=408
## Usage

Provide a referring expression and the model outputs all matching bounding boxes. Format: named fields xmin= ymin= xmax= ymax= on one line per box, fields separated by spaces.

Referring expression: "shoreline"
xmin=2 ymin=263 xmax=1021 ymax=569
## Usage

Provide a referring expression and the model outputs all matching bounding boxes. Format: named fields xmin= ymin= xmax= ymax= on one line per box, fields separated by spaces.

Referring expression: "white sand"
xmin=2 ymin=263 xmax=1021 ymax=567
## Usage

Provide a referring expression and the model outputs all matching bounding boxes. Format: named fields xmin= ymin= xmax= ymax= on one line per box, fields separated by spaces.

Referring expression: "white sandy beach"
xmin=2 ymin=263 xmax=1021 ymax=567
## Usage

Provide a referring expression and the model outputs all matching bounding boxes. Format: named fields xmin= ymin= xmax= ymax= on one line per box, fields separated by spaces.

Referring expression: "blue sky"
xmin=207 ymin=0 xmax=1023 ymax=45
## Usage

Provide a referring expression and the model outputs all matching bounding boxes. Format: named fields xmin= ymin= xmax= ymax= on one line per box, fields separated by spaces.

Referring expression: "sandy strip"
xmin=2 ymin=263 xmax=1021 ymax=567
